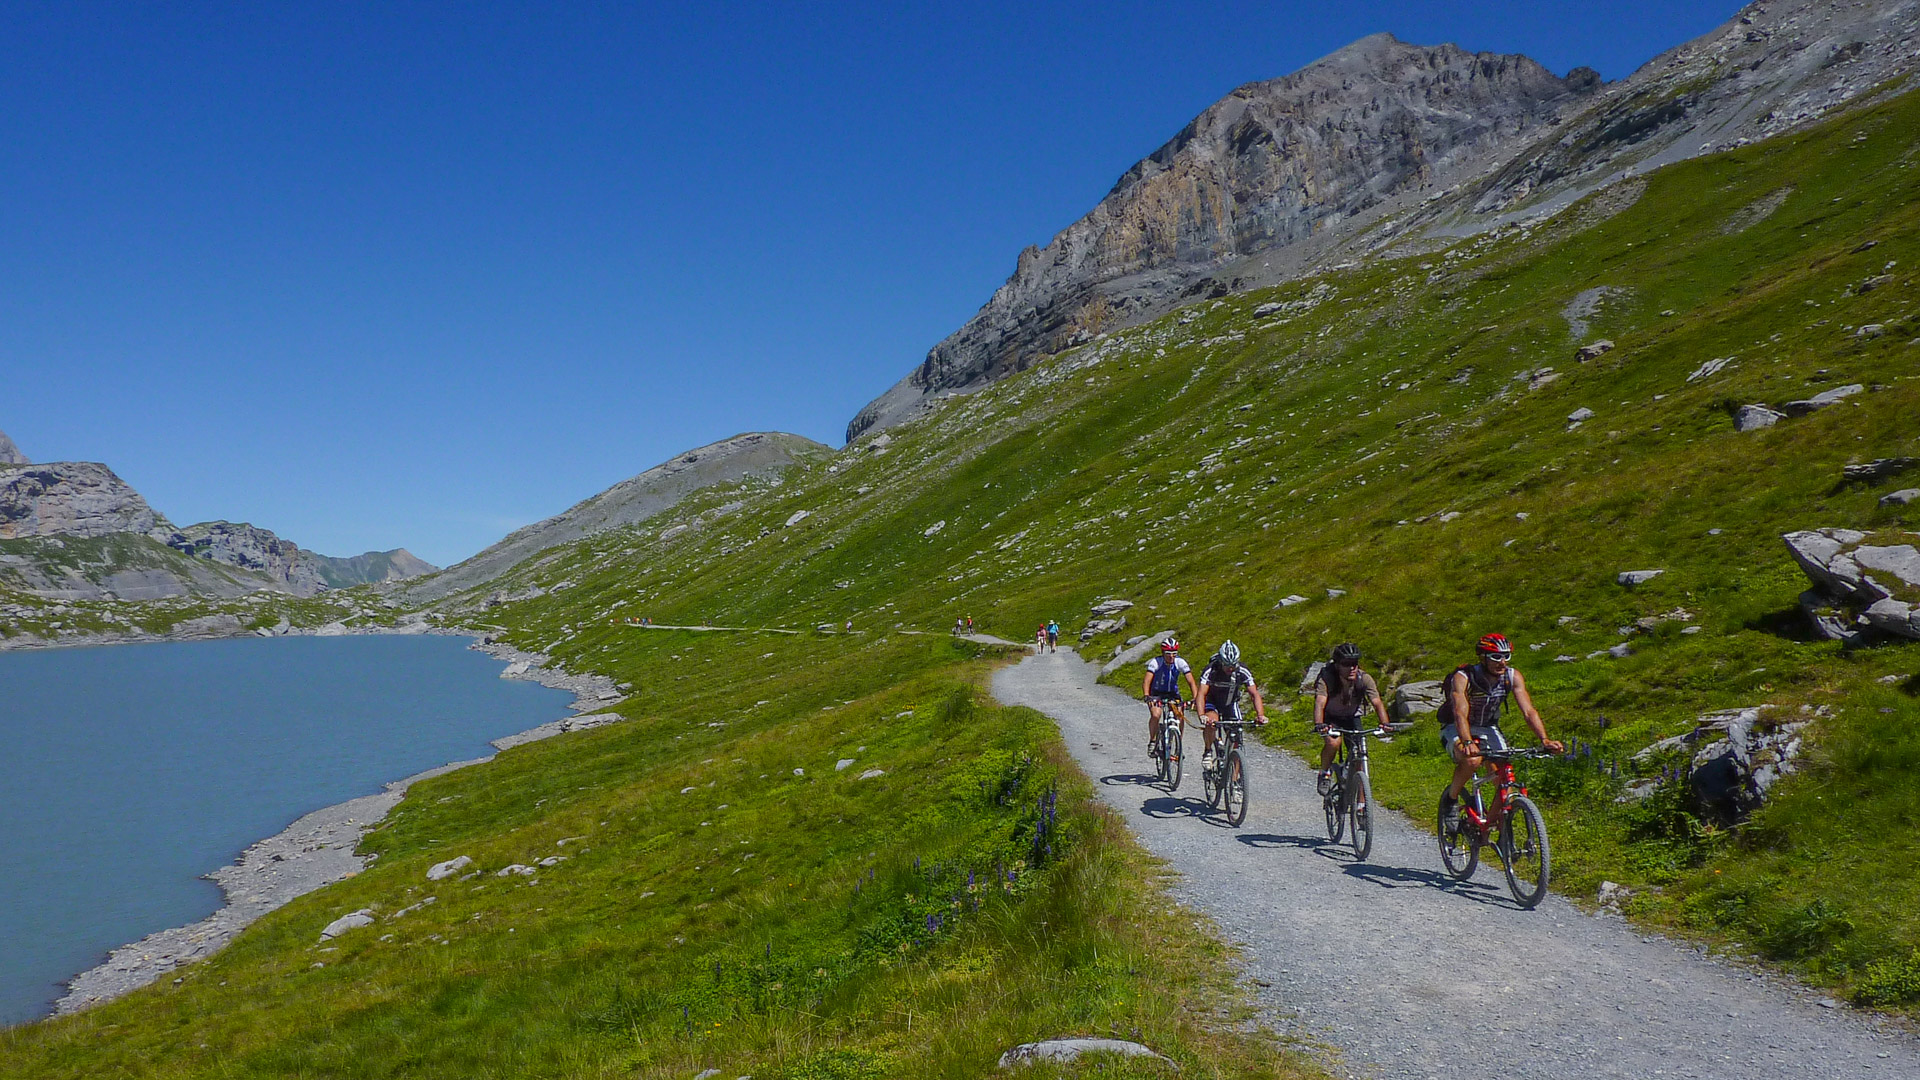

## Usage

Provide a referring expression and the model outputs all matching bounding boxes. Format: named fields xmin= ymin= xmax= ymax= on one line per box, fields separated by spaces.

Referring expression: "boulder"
xmin=319 ymin=909 xmax=375 ymax=941
xmin=1781 ymin=529 xmax=1888 ymax=604
xmin=1734 ymin=404 xmax=1785 ymax=431
xmin=1574 ymin=340 xmax=1615 ymax=362
xmin=1798 ymin=589 xmax=1867 ymax=644
xmin=426 ymin=856 xmax=472 ymax=881
xmin=784 ymin=510 xmax=811 ymax=527
xmin=1629 ymin=706 xmax=1810 ymax=826
xmin=998 ymin=1039 xmax=1172 ymax=1069
xmin=1864 ymin=598 xmax=1920 ymax=640
xmin=1842 ymin=457 xmax=1918 ymax=483
xmin=1390 ymin=679 xmax=1446 ymax=720
xmin=1616 ymin=569 xmax=1664 ymax=586
xmin=1299 ymin=661 xmax=1326 ymax=693
xmin=1780 ymin=383 xmax=1863 ymax=416
xmin=1275 ymin=594 xmax=1310 ymax=607
xmin=1568 ymin=407 xmax=1596 ymax=423
xmin=1686 ymin=357 xmax=1732 ymax=382
xmin=1098 ymin=630 xmax=1177 ymax=676
xmin=495 ymin=864 xmax=535 ymax=877
xmin=1078 ymin=616 xmax=1125 ymax=642
xmin=1089 ymin=598 xmax=1135 ymax=616
xmin=1880 ymin=488 xmax=1920 ymax=507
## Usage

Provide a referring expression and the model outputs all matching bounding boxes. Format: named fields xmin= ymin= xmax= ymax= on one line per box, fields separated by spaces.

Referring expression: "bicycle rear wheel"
xmin=1222 ymin=750 xmax=1249 ymax=827
xmin=1501 ymin=795 xmax=1552 ymax=909
xmin=1349 ymin=768 xmax=1374 ymax=861
xmin=1323 ymin=746 xmax=1347 ymax=842
xmin=1153 ymin=727 xmax=1169 ymax=784
xmin=1165 ymin=725 xmax=1183 ymax=792
xmin=1202 ymin=744 xmax=1222 ymax=808
xmin=1437 ymin=791 xmax=1479 ymax=880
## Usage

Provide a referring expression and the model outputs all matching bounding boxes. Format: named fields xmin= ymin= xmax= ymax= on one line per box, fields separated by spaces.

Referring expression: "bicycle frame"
xmin=1459 ymin=759 xmax=1525 ymax=842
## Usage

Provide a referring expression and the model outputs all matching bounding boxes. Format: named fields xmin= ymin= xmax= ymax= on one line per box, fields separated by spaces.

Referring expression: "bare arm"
xmin=1184 ymin=670 xmax=1201 ymax=705
xmin=1142 ymin=671 xmax=1154 ymax=698
xmin=1448 ymin=671 xmax=1474 ymax=743
xmin=1371 ymin=686 xmax=1392 ymax=729
xmin=1248 ymin=680 xmax=1268 ymax=723
xmin=1509 ymin=669 xmax=1563 ymax=751
xmin=1312 ymin=682 xmax=1328 ymax=728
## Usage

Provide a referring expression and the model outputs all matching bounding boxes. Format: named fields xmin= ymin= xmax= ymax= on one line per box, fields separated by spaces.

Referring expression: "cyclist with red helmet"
xmin=1439 ymin=633 xmax=1564 ymax=832
xmin=1142 ymin=638 xmax=1200 ymax=760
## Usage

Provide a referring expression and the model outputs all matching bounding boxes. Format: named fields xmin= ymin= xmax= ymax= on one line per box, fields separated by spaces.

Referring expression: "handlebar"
xmin=1475 ymin=747 xmax=1558 ymax=762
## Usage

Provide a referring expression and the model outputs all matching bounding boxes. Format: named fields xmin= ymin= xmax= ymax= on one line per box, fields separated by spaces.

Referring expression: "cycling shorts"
xmin=1201 ymin=691 xmax=1241 ymax=720
xmin=1443 ymin=724 xmax=1508 ymax=761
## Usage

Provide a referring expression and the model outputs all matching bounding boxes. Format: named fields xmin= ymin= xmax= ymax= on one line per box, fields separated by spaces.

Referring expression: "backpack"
xmin=1434 ymin=664 xmax=1507 ymax=726
xmin=1149 ymin=658 xmax=1182 ymax=696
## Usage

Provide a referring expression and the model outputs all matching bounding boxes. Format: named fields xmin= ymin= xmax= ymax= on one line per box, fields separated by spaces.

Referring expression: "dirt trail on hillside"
xmin=994 ymin=650 xmax=1919 ymax=1080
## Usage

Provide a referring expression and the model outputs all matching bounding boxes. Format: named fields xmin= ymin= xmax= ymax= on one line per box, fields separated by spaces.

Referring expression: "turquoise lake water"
xmin=0 ymin=633 xmax=574 ymax=1026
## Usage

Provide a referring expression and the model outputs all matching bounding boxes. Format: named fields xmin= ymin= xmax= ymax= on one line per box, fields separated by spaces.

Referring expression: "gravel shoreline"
xmin=48 ymin=632 xmax=625 ymax=1018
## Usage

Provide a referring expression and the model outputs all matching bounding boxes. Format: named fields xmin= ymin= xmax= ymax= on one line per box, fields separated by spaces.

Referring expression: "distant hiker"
xmin=1438 ymin=633 xmax=1564 ymax=833
xmin=953 ymin=617 xmax=966 ymax=635
xmin=966 ymin=615 xmax=974 ymax=632
xmin=845 ymin=620 xmax=853 ymax=632
xmin=1199 ymin=640 xmax=1267 ymax=766
xmin=1046 ymin=620 xmax=1059 ymax=652
xmin=1036 ymin=624 xmax=1048 ymax=652
xmin=1313 ymin=642 xmax=1390 ymax=793
xmin=1143 ymin=638 xmax=1199 ymax=760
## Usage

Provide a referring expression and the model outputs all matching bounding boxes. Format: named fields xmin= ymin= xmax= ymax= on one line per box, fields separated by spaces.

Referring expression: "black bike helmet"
xmin=1330 ymin=642 xmax=1361 ymax=664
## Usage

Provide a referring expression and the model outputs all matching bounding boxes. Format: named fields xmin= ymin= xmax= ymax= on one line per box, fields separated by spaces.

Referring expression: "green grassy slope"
xmin=5 ymin=76 xmax=1920 ymax=1076
xmin=429 ymin=87 xmax=1920 ymax=1004
xmin=1 ymin=633 xmax=1314 ymax=1079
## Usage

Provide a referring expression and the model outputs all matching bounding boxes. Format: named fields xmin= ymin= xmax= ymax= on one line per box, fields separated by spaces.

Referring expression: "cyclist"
xmin=1313 ymin=642 xmax=1391 ymax=794
xmin=1439 ymin=633 xmax=1564 ymax=831
xmin=1046 ymin=620 xmax=1060 ymax=652
xmin=1142 ymin=638 xmax=1200 ymax=759
xmin=1198 ymin=640 xmax=1268 ymax=765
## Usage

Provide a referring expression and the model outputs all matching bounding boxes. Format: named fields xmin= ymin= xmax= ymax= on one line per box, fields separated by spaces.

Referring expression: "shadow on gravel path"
xmin=994 ymin=648 xmax=1919 ymax=1080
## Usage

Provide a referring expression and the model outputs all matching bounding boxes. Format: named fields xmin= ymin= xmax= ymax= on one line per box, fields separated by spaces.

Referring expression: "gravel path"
xmin=994 ymin=649 xmax=1920 ymax=1080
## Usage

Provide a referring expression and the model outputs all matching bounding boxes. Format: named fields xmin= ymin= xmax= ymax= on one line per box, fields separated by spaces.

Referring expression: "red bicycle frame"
xmin=1460 ymin=760 xmax=1526 ymax=840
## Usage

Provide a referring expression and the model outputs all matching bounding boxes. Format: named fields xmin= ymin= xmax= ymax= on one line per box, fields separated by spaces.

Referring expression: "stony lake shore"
xmin=41 ymin=632 xmax=627 ymax=1018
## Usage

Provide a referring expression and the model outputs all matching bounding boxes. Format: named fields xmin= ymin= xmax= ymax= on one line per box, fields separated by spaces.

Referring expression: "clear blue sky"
xmin=0 ymin=1 xmax=1740 ymax=566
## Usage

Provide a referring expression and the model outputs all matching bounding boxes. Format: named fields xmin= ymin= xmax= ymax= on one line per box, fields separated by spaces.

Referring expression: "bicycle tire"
xmin=1349 ymin=768 xmax=1374 ymax=861
xmin=1203 ymin=751 xmax=1222 ymax=808
xmin=1223 ymin=750 xmax=1249 ymax=827
xmin=1166 ymin=725 xmax=1183 ymax=792
xmin=1501 ymin=795 xmax=1552 ymax=909
xmin=1152 ymin=728 xmax=1168 ymax=784
xmin=1437 ymin=790 xmax=1479 ymax=880
xmin=1323 ymin=747 xmax=1346 ymax=842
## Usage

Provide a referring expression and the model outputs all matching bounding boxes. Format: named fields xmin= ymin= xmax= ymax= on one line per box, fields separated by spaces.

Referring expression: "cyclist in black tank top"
xmin=1440 ymin=633 xmax=1564 ymax=831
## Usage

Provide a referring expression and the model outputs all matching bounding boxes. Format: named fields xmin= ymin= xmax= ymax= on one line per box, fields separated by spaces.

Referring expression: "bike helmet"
xmin=1330 ymin=642 xmax=1361 ymax=664
xmin=1476 ymin=632 xmax=1513 ymax=661
xmin=1160 ymin=638 xmax=1181 ymax=654
xmin=1218 ymin=640 xmax=1240 ymax=665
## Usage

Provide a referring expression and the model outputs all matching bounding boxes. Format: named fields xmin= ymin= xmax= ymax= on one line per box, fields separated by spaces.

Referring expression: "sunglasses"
xmin=1337 ymin=660 xmax=1360 ymax=668
xmin=1484 ymin=653 xmax=1512 ymax=663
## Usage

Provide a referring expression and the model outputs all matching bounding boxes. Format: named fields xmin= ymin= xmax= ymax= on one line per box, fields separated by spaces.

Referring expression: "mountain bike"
xmin=1149 ymin=698 xmax=1187 ymax=791
xmin=1319 ymin=722 xmax=1402 ymax=860
xmin=1201 ymin=717 xmax=1255 ymax=826
xmin=1437 ymin=745 xmax=1554 ymax=908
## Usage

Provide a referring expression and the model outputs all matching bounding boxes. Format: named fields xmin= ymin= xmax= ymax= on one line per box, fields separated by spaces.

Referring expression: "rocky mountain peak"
xmin=847 ymin=34 xmax=1590 ymax=440
xmin=848 ymin=0 xmax=1920 ymax=441
xmin=0 ymin=428 xmax=28 ymax=465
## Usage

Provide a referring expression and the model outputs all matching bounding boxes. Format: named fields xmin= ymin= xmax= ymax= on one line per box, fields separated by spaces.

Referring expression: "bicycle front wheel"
xmin=1165 ymin=725 xmax=1183 ymax=792
xmin=1223 ymin=750 xmax=1249 ymax=827
xmin=1323 ymin=750 xmax=1346 ymax=842
xmin=1349 ymin=768 xmax=1374 ymax=861
xmin=1501 ymin=795 xmax=1552 ymax=909
xmin=1438 ymin=791 xmax=1479 ymax=880
xmin=1153 ymin=728 xmax=1169 ymax=784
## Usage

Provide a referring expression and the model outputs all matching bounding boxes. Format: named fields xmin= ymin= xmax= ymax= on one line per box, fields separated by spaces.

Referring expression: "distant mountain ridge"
xmin=850 ymin=0 xmax=1920 ymax=438
xmin=0 ymin=431 xmax=435 ymax=599
xmin=398 ymin=431 xmax=831 ymax=604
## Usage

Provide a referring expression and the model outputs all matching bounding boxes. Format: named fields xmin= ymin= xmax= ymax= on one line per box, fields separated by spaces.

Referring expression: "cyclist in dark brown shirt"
xmin=1313 ymin=642 xmax=1391 ymax=794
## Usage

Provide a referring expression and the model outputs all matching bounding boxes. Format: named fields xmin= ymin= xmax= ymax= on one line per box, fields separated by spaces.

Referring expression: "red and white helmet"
xmin=1160 ymin=637 xmax=1181 ymax=654
xmin=1476 ymin=633 xmax=1513 ymax=660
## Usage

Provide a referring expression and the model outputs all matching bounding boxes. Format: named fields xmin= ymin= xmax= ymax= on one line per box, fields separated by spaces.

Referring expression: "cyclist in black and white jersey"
xmin=1197 ymin=640 xmax=1267 ymax=765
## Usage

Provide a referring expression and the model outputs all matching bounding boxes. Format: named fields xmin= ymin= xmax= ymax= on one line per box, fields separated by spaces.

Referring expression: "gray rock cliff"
xmin=398 ymin=431 xmax=830 ymax=603
xmin=851 ymin=0 xmax=1920 ymax=438
xmin=0 ymin=428 xmax=27 ymax=465
xmin=166 ymin=522 xmax=438 ymax=597
xmin=0 ymin=462 xmax=173 ymax=540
